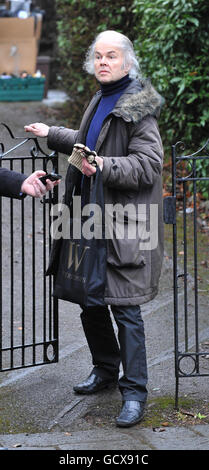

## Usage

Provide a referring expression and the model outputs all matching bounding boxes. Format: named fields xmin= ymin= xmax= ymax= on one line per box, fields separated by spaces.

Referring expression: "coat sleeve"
xmin=0 ymin=168 xmax=27 ymax=198
xmin=102 ymin=116 xmax=163 ymax=190
xmin=47 ymin=126 xmax=79 ymax=155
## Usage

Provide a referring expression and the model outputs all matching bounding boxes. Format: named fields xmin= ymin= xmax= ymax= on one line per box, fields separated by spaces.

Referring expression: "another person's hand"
xmin=21 ymin=171 xmax=60 ymax=198
xmin=24 ymin=122 xmax=50 ymax=137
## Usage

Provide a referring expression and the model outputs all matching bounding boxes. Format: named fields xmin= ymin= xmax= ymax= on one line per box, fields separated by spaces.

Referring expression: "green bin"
xmin=0 ymin=77 xmax=45 ymax=101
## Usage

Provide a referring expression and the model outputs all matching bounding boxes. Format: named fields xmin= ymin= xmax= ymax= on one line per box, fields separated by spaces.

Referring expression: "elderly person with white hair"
xmin=25 ymin=30 xmax=164 ymax=428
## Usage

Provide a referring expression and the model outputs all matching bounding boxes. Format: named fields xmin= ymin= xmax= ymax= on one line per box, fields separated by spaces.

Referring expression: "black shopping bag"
xmin=53 ymin=168 xmax=107 ymax=307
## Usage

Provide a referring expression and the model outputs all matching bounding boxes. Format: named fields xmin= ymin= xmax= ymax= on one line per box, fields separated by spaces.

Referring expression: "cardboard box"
xmin=0 ymin=38 xmax=38 ymax=75
xmin=0 ymin=17 xmax=41 ymax=39
xmin=0 ymin=16 xmax=42 ymax=75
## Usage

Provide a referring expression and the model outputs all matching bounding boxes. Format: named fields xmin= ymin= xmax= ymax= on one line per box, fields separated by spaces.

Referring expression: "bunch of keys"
xmin=68 ymin=143 xmax=97 ymax=172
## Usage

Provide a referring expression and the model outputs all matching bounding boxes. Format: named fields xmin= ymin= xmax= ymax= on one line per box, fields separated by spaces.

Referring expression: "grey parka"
xmin=47 ymin=79 xmax=164 ymax=306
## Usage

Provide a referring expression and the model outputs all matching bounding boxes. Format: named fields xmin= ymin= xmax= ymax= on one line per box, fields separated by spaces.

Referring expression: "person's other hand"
xmin=82 ymin=155 xmax=103 ymax=176
xmin=24 ymin=122 xmax=50 ymax=137
xmin=21 ymin=171 xmax=60 ymax=198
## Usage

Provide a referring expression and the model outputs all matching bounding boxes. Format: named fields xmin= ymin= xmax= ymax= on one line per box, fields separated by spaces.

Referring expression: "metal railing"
xmin=164 ymin=139 xmax=209 ymax=408
xmin=0 ymin=123 xmax=59 ymax=371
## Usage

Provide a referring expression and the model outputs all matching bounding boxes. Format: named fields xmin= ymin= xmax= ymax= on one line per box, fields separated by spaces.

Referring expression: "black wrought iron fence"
xmin=164 ymin=139 xmax=209 ymax=408
xmin=0 ymin=123 xmax=59 ymax=372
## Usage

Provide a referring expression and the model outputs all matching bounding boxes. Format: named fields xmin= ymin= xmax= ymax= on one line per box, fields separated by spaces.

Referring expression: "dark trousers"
xmin=80 ymin=305 xmax=148 ymax=402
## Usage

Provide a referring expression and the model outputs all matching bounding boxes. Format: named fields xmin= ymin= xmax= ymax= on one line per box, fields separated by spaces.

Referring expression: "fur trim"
xmin=113 ymin=79 xmax=164 ymax=123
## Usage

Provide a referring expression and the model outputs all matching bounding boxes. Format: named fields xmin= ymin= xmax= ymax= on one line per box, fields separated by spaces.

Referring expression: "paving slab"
xmin=1 ymin=424 xmax=209 ymax=451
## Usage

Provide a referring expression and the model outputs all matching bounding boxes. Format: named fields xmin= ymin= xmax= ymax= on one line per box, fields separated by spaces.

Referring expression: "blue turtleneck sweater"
xmin=86 ymin=74 xmax=132 ymax=151
xmin=81 ymin=75 xmax=132 ymax=207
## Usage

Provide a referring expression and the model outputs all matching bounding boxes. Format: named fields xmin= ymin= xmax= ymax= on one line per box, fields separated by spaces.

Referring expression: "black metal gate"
xmin=0 ymin=123 xmax=59 ymax=372
xmin=164 ymin=139 xmax=209 ymax=408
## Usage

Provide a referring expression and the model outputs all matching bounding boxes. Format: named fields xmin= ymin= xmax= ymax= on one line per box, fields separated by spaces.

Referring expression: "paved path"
xmin=0 ymin=423 xmax=209 ymax=450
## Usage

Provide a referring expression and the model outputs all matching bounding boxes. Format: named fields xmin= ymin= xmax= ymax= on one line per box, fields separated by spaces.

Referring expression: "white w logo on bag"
xmin=68 ymin=242 xmax=90 ymax=272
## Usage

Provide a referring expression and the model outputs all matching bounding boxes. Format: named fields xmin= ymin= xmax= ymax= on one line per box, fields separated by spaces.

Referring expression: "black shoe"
xmin=73 ymin=372 xmax=117 ymax=394
xmin=116 ymin=400 xmax=145 ymax=427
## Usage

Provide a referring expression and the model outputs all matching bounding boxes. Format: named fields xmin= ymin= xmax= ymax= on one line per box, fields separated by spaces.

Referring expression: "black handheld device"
xmin=39 ymin=173 xmax=62 ymax=185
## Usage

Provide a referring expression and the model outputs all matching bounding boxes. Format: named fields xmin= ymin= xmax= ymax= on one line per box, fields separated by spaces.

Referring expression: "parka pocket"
xmin=106 ymin=209 xmax=150 ymax=268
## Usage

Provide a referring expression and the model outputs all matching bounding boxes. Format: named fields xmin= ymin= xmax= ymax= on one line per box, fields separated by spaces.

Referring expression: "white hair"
xmin=83 ymin=30 xmax=141 ymax=79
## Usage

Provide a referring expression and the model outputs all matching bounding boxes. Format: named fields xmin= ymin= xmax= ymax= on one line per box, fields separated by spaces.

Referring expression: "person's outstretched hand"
xmin=24 ymin=122 xmax=50 ymax=137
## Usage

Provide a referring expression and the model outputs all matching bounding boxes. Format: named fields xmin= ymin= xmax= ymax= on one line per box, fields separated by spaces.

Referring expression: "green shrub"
xmin=133 ymin=0 xmax=209 ymax=150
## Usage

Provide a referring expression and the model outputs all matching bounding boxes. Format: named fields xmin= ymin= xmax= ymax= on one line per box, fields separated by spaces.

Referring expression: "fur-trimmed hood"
xmin=112 ymin=79 xmax=164 ymax=123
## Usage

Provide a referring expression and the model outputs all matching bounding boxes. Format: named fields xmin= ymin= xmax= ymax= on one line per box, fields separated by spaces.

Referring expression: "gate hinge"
xmin=163 ymin=196 xmax=176 ymax=224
